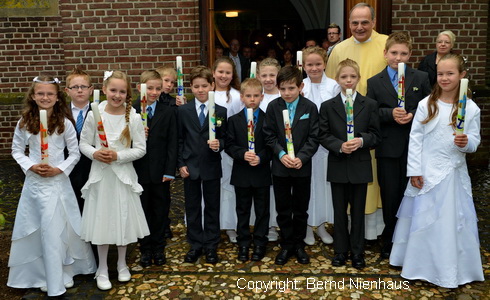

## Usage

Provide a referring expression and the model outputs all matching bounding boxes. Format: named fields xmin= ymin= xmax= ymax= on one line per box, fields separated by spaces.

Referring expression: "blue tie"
xmin=147 ymin=106 xmax=153 ymax=119
xmin=76 ymin=110 xmax=83 ymax=134
xmin=199 ymin=104 xmax=205 ymax=126
xmin=393 ymin=72 xmax=398 ymax=91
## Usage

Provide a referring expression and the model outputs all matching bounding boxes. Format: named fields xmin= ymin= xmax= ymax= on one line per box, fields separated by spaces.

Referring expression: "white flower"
xmin=103 ymin=71 xmax=114 ymax=81
xmin=217 ymin=120 xmax=222 ymax=127
xmin=413 ymin=87 xmax=419 ymax=91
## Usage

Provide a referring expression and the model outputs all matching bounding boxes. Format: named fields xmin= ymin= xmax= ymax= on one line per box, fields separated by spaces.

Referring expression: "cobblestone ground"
xmin=0 ymin=158 xmax=488 ymax=299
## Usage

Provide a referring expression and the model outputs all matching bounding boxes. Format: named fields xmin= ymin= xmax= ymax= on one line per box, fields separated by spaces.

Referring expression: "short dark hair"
xmin=277 ymin=66 xmax=302 ymax=88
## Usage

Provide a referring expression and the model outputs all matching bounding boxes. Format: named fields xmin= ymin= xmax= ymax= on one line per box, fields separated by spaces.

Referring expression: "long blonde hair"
xmin=103 ymin=70 xmax=133 ymax=147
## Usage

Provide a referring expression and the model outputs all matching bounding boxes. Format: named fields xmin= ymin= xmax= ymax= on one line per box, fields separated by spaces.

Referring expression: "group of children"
xmin=7 ymin=31 xmax=483 ymax=296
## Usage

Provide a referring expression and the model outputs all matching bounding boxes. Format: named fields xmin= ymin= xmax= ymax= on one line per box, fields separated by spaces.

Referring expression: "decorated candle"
xmin=91 ymin=102 xmax=109 ymax=149
xmin=397 ymin=63 xmax=405 ymax=109
xmin=296 ymin=51 xmax=303 ymax=73
xmin=39 ymin=109 xmax=49 ymax=164
xmin=247 ymin=108 xmax=255 ymax=152
xmin=176 ymin=56 xmax=184 ymax=97
xmin=93 ymin=89 xmax=100 ymax=103
xmin=346 ymin=89 xmax=355 ymax=141
xmin=455 ymin=78 xmax=469 ymax=135
xmin=140 ymin=83 xmax=148 ymax=127
xmin=208 ymin=91 xmax=216 ymax=140
xmin=250 ymin=62 xmax=257 ymax=78
xmin=283 ymin=109 xmax=295 ymax=158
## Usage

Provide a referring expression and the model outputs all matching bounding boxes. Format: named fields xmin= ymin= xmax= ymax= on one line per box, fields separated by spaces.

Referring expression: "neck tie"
xmin=147 ymin=106 xmax=153 ymax=119
xmin=76 ymin=110 xmax=83 ymax=134
xmin=199 ymin=104 xmax=205 ymax=126
xmin=393 ymin=72 xmax=398 ymax=91
xmin=287 ymin=103 xmax=294 ymax=125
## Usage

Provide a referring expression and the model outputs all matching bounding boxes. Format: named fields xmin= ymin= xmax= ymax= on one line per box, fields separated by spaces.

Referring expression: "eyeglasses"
xmin=328 ymin=32 xmax=339 ymax=35
xmin=34 ymin=92 xmax=57 ymax=99
xmin=67 ymin=85 xmax=91 ymax=90
xmin=436 ymin=40 xmax=451 ymax=45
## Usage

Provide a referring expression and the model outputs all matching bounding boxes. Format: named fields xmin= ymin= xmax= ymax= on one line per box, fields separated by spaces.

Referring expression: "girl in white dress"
xmin=212 ymin=57 xmax=243 ymax=243
xmin=390 ymin=54 xmax=484 ymax=288
xmin=257 ymin=58 xmax=281 ymax=241
xmin=80 ymin=70 xmax=149 ymax=290
xmin=8 ymin=75 xmax=96 ymax=297
xmin=302 ymin=46 xmax=339 ymax=245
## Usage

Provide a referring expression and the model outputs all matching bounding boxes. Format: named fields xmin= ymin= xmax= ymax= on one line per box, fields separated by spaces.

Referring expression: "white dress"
xmin=215 ymin=88 xmax=242 ymax=230
xmin=303 ymin=75 xmax=340 ymax=226
xmin=390 ymin=98 xmax=484 ymax=288
xmin=8 ymin=118 xmax=97 ymax=297
xmin=79 ymin=101 xmax=150 ymax=245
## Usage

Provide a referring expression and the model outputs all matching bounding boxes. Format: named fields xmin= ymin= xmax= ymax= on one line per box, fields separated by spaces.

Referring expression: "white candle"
xmin=346 ymin=89 xmax=355 ymax=141
xmin=39 ymin=109 xmax=49 ymax=164
xmin=93 ymin=89 xmax=100 ymax=103
xmin=283 ymin=109 xmax=295 ymax=158
xmin=296 ymin=51 xmax=303 ymax=73
xmin=247 ymin=108 xmax=255 ymax=152
xmin=455 ymin=78 xmax=469 ymax=135
xmin=176 ymin=56 xmax=184 ymax=97
xmin=91 ymin=102 xmax=109 ymax=149
xmin=208 ymin=91 xmax=215 ymax=140
xmin=397 ymin=63 xmax=405 ymax=109
xmin=250 ymin=62 xmax=257 ymax=78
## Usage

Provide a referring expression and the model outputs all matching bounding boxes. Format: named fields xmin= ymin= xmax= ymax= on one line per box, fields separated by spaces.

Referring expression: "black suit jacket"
xmin=68 ymin=105 xmax=92 ymax=192
xmin=263 ymin=95 xmax=319 ymax=177
xmin=225 ymin=109 xmax=272 ymax=187
xmin=133 ymin=100 xmax=178 ymax=184
xmin=319 ymin=93 xmax=381 ymax=184
xmin=177 ymin=99 xmax=227 ymax=181
xmin=367 ymin=66 xmax=431 ymax=158
xmin=418 ymin=51 xmax=437 ymax=87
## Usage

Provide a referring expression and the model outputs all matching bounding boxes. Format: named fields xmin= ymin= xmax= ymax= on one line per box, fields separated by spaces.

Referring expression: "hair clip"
xmin=103 ymin=71 xmax=114 ymax=81
xmin=33 ymin=77 xmax=61 ymax=84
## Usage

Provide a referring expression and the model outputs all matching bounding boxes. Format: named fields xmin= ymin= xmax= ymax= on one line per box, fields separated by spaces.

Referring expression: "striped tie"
xmin=76 ymin=110 xmax=83 ymax=134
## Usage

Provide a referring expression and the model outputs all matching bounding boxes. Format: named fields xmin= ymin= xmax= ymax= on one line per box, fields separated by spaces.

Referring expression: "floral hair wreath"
xmin=103 ymin=70 xmax=114 ymax=81
xmin=33 ymin=76 xmax=61 ymax=84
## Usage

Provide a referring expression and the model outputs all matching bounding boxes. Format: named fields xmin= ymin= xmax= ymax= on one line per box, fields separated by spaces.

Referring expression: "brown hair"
xmin=422 ymin=53 xmax=467 ymax=127
xmin=335 ymin=58 xmax=361 ymax=81
xmin=20 ymin=75 xmax=74 ymax=135
xmin=66 ymin=66 xmax=92 ymax=87
xmin=189 ymin=65 xmax=214 ymax=85
xmin=212 ymin=56 xmax=240 ymax=103
xmin=140 ymin=69 xmax=162 ymax=83
xmin=385 ymin=31 xmax=413 ymax=52
xmin=277 ymin=66 xmax=302 ymax=87
xmin=103 ymin=70 xmax=132 ymax=147
xmin=240 ymin=78 xmax=263 ymax=94
xmin=302 ymin=46 xmax=328 ymax=67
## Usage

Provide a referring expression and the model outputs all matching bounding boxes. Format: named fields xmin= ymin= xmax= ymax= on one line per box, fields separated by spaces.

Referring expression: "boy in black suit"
xmin=366 ymin=32 xmax=431 ymax=259
xmin=263 ymin=66 xmax=319 ymax=265
xmin=319 ymin=59 xmax=381 ymax=269
xmin=226 ymin=78 xmax=272 ymax=262
xmin=177 ymin=66 xmax=227 ymax=264
xmin=133 ymin=70 xmax=178 ymax=267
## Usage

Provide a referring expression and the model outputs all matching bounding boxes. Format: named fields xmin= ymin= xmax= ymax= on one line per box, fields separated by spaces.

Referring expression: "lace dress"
xmin=390 ymin=98 xmax=484 ymax=288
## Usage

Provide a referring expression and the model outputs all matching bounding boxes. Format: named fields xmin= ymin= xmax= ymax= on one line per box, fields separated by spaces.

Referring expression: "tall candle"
xmin=346 ymin=89 xmax=355 ymax=141
xmin=208 ymin=91 xmax=216 ymax=140
xmin=455 ymin=78 xmax=469 ymax=135
xmin=296 ymin=51 xmax=303 ymax=73
xmin=93 ymin=89 xmax=100 ymax=103
xmin=140 ymin=83 xmax=147 ymax=127
xmin=283 ymin=109 xmax=295 ymax=158
xmin=39 ymin=109 xmax=49 ymax=164
xmin=397 ymin=63 xmax=405 ymax=109
xmin=176 ymin=56 xmax=184 ymax=97
xmin=250 ymin=62 xmax=257 ymax=78
xmin=91 ymin=102 xmax=109 ymax=149
xmin=247 ymin=108 xmax=255 ymax=152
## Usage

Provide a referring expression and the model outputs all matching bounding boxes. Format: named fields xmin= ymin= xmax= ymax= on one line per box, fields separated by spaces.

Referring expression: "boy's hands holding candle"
xmin=244 ymin=151 xmax=260 ymax=166
xmin=179 ymin=166 xmax=190 ymax=178
xmin=341 ymin=137 xmax=362 ymax=154
xmin=280 ymin=154 xmax=303 ymax=169
xmin=207 ymin=139 xmax=220 ymax=151
xmin=392 ymin=108 xmax=413 ymax=125
xmin=176 ymin=95 xmax=187 ymax=106
xmin=453 ymin=132 xmax=468 ymax=148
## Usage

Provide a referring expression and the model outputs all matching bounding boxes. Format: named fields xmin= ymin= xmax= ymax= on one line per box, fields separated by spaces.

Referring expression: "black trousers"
xmin=184 ymin=177 xmax=221 ymax=250
xmin=272 ymin=175 xmax=311 ymax=251
xmin=377 ymin=154 xmax=408 ymax=247
xmin=331 ymin=182 xmax=367 ymax=256
xmin=138 ymin=181 xmax=171 ymax=253
xmin=235 ymin=186 xmax=270 ymax=247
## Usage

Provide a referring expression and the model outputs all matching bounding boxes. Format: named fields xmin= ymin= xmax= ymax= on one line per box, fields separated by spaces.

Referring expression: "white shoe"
xmin=117 ymin=265 xmax=131 ymax=282
xmin=267 ymin=227 xmax=279 ymax=242
xmin=316 ymin=224 xmax=333 ymax=244
xmin=95 ymin=272 xmax=112 ymax=290
xmin=304 ymin=226 xmax=315 ymax=245
xmin=226 ymin=230 xmax=238 ymax=243
xmin=40 ymin=286 xmax=48 ymax=292
xmin=65 ymin=280 xmax=74 ymax=289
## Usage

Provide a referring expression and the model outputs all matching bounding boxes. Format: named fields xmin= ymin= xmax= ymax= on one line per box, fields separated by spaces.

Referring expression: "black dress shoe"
xmin=251 ymin=246 xmax=266 ymax=261
xmin=274 ymin=249 xmax=292 ymax=265
xmin=332 ymin=253 xmax=347 ymax=266
xmin=164 ymin=226 xmax=173 ymax=239
xmin=296 ymin=248 xmax=310 ymax=264
xmin=352 ymin=254 xmax=366 ymax=269
xmin=184 ymin=248 xmax=202 ymax=263
xmin=140 ymin=251 xmax=152 ymax=268
xmin=205 ymin=249 xmax=219 ymax=264
xmin=153 ymin=252 xmax=167 ymax=266
xmin=380 ymin=244 xmax=392 ymax=259
xmin=237 ymin=247 xmax=249 ymax=262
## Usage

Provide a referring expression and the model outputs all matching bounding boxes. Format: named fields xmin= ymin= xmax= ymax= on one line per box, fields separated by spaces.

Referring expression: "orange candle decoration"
xmin=39 ymin=109 xmax=49 ymax=164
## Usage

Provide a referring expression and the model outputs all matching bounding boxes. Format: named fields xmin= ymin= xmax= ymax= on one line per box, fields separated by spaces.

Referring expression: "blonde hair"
xmin=156 ymin=65 xmax=177 ymax=80
xmin=240 ymin=78 xmax=263 ymax=94
xmin=258 ymin=58 xmax=281 ymax=74
xmin=335 ymin=58 xmax=361 ymax=81
xmin=140 ymin=69 xmax=162 ymax=83
xmin=302 ymin=46 xmax=328 ymax=67
xmin=103 ymin=70 xmax=132 ymax=147
xmin=385 ymin=31 xmax=413 ymax=52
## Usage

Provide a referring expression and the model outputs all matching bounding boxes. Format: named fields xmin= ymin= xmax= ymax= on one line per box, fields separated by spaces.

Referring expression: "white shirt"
xmin=195 ymin=100 xmax=208 ymax=118
xmin=71 ymin=103 xmax=90 ymax=121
